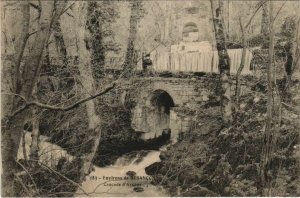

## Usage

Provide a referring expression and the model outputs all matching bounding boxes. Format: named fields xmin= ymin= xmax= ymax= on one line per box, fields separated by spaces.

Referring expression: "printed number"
xmin=90 ymin=176 xmax=97 ymax=180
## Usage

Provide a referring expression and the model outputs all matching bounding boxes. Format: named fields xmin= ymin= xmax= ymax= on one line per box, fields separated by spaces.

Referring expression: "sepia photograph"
xmin=1 ymin=0 xmax=300 ymax=197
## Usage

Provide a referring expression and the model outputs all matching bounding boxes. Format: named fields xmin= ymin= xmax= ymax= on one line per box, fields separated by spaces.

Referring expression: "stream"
xmin=18 ymin=132 xmax=171 ymax=197
xmin=75 ymin=150 xmax=168 ymax=197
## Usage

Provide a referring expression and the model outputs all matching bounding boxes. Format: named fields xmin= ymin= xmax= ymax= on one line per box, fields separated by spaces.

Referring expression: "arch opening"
xmin=151 ymin=90 xmax=175 ymax=114
xmin=147 ymin=90 xmax=175 ymax=138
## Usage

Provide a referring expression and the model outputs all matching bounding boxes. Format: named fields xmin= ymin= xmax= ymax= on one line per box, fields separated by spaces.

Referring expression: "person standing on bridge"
xmin=142 ymin=52 xmax=153 ymax=75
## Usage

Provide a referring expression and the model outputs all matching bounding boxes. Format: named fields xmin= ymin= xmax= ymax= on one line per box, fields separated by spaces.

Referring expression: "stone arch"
xmin=182 ymin=22 xmax=199 ymax=42
xmin=148 ymin=90 xmax=175 ymax=137
xmin=134 ymin=89 xmax=175 ymax=139
xmin=150 ymin=89 xmax=175 ymax=113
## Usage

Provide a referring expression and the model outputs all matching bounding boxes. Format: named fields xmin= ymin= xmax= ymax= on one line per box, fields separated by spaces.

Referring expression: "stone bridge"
xmin=130 ymin=77 xmax=219 ymax=140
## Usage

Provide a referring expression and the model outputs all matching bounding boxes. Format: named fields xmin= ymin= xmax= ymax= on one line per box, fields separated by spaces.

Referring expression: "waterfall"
xmin=18 ymin=132 xmax=170 ymax=197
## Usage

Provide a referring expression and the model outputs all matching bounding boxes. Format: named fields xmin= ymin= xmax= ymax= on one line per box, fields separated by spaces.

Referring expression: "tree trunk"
xmin=12 ymin=2 xmax=30 ymax=94
xmin=123 ymin=0 xmax=143 ymax=77
xmin=291 ymin=9 xmax=300 ymax=81
xmin=1 ymin=2 xmax=30 ymax=118
xmin=73 ymin=1 xmax=102 ymax=181
xmin=261 ymin=1 xmax=270 ymax=48
xmin=28 ymin=0 xmax=68 ymax=166
xmin=1 ymin=113 xmax=27 ymax=196
xmin=53 ymin=20 xmax=68 ymax=65
xmin=1 ymin=2 xmax=66 ymax=196
xmin=21 ymin=2 xmax=55 ymax=99
xmin=235 ymin=17 xmax=247 ymax=109
xmin=210 ymin=0 xmax=233 ymax=125
xmin=1 ymin=2 xmax=30 ymax=196
xmin=261 ymin=1 xmax=275 ymax=196
xmin=29 ymin=112 xmax=40 ymax=162
xmin=44 ymin=40 xmax=51 ymax=66
xmin=29 ymin=87 xmax=40 ymax=164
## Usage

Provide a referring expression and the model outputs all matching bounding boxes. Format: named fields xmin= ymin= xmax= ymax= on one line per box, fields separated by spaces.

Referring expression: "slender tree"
xmin=73 ymin=1 xmax=103 ymax=181
xmin=13 ymin=2 xmax=30 ymax=94
xmin=260 ymin=1 xmax=276 ymax=196
xmin=53 ymin=20 xmax=68 ymax=66
xmin=261 ymin=0 xmax=270 ymax=48
xmin=210 ymin=0 xmax=233 ymax=125
xmin=1 ymin=1 xmax=67 ymax=196
xmin=86 ymin=1 xmax=119 ymax=80
xmin=1 ymin=2 xmax=30 ymax=116
xmin=235 ymin=2 xmax=264 ymax=108
xmin=293 ymin=13 xmax=300 ymax=80
xmin=123 ymin=0 xmax=144 ymax=77
xmin=282 ymin=12 xmax=300 ymax=89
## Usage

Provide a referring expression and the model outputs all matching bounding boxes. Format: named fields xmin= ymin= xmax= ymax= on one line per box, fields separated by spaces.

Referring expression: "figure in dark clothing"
xmin=142 ymin=53 xmax=152 ymax=72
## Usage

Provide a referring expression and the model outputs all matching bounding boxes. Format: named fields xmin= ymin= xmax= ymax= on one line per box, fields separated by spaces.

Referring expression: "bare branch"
xmin=27 ymin=30 xmax=39 ymax=38
xmin=59 ymin=1 xmax=75 ymax=17
xmin=38 ymin=161 xmax=90 ymax=197
xmin=65 ymin=11 xmax=74 ymax=18
xmin=14 ymin=174 xmax=31 ymax=196
xmin=245 ymin=1 xmax=265 ymax=29
xmin=8 ymin=82 xmax=116 ymax=118
xmin=29 ymin=2 xmax=41 ymax=12
xmin=15 ymin=160 xmax=39 ymax=195
xmin=273 ymin=1 xmax=287 ymax=23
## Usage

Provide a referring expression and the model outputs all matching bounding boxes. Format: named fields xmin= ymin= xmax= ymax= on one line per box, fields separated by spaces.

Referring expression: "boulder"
xmin=126 ymin=171 xmax=136 ymax=177
xmin=159 ymin=151 xmax=170 ymax=160
xmin=145 ymin=162 xmax=163 ymax=175
xmin=133 ymin=187 xmax=144 ymax=192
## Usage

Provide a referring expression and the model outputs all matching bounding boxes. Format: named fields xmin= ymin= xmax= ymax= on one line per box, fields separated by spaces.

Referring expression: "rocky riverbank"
xmin=41 ymin=98 xmax=171 ymax=167
xmin=145 ymin=80 xmax=300 ymax=196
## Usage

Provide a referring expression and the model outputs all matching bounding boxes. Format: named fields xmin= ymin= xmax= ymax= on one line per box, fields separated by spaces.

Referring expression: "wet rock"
xmin=133 ymin=151 xmax=150 ymax=164
xmin=145 ymin=162 xmax=163 ymax=175
xmin=159 ymin=152 xmax=170 ymax=160
xmin=56 ymin=157 xmax=67 ymax=171
xmin=133 ymin=187 xmax=144 ymax=192
xmin=126 ymin=171 xmax=136 ymax=177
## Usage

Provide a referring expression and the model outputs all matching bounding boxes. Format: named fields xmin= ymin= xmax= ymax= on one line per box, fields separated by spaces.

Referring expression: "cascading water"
xmin=19 ymin=132 xmax=172 ymax=197
xmin=75 ymin=150 xmax=169 ymax=197
xmin=75 ymin=139 xmax=178 ymax=197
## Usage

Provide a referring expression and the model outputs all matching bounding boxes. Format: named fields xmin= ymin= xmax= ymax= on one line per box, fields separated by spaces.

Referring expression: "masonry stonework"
xmin=130 ymin=76 xmax=253 ymax=140
xmin=131 ymin=77 xmax=217 ymax=139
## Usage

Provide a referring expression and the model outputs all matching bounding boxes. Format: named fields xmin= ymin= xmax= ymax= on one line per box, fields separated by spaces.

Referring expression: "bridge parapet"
xmin=138 ymin=48 xmax=254 ymax=75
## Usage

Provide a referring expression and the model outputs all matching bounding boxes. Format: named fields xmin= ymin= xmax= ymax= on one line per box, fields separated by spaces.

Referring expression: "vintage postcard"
xmin=1 ymin=0 xmax=300 ymax=197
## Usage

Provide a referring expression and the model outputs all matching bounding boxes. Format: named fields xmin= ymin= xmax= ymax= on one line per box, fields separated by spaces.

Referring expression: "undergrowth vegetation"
xmin=146 ymin=79 xmax=300 ymax=196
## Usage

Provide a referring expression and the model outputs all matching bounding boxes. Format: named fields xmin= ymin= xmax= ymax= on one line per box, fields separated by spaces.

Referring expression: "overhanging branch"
xmin=9 ymin=82 xmax=116 ymax=118
xmin=244 ymin=1 xmax=265 ymax=29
